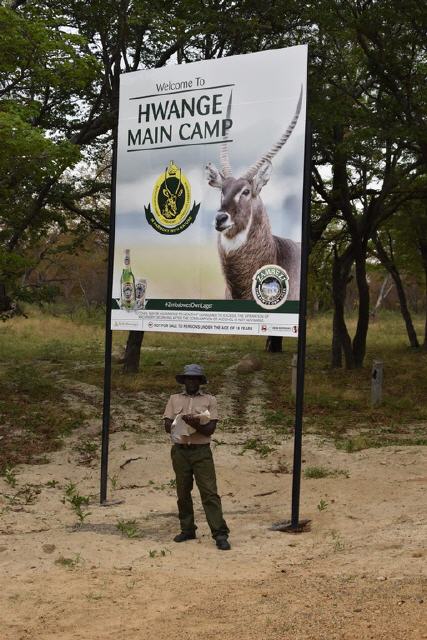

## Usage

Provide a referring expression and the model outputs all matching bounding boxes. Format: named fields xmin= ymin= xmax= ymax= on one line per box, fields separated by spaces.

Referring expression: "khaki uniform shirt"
xmin=163 ymin=391 xmax=218 ymax=444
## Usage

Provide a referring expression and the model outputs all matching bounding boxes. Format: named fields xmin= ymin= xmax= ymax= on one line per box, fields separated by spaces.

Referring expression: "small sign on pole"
xmin=291 ymin=354 xmax=298 ymax=397
xmin=371 ymin=360 xmax=384 ymax=407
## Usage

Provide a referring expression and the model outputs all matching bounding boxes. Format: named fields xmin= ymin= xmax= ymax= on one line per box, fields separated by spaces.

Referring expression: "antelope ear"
xmin=205 ymin=162 xmax=223 ymax=189
xmin=251 ymin=161 xmax=272 ymax=195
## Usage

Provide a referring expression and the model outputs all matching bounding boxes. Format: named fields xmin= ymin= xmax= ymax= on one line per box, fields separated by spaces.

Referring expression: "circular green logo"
xmin=252 ymin=264 xmax=289 ymax=309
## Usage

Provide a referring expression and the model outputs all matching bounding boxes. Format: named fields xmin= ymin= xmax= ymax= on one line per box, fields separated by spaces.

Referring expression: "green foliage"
xmin=6 ymin=483 xmax=41 ymax=506
xmin=304 ymin=466 xmax=349 ymax=479
xmin=54 ymin=553 xmax=82 ymax=569
xmin=64 ymin=481 xmax=77 ymax=497
xmin=317 ymin=499 xmax=328 ymax=512
xmin=2 ymin=465 xmax=17 ymax=487
xmin=0 ymin=2 xmax=99 ymax=302
xmin=307 ymin=237 xmax=334 ymax=313
xmin=330 ymin=530 xmax=345 ymax=552
xmin=148 ymin=548 xmax=170 ymax=558
xmin=46 ymin=479 xmax=59 ymax=488
xmin=109 ymin=474 xmax=119 ymax=490
xmin=73 ymin=437 xmax=99 ymax=465
xmin=62 ymin=481 xmax=91 ymax=525
xmin=305 ymin=0 xmax=427 ymax=365
xmin=372 ymin=197 xmax=427 ymax=286
xmin=240 ymin=438 xmax=276 ymax=458
xmin=0 ymin=251 xmax=30 ymax=289
xmin=335 ymin=437 xmax=371 ymax=453
xmin=116 ymin=519 xmax=142 ymax=539
xmin=147 ymin=478 xmax=178 ymax=492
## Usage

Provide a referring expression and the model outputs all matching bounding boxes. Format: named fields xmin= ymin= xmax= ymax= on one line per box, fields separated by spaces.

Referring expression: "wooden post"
xmin=371 ymin=360 xmax=383 ymax=406
xmin=291 ymin=354 xmax=298 ymax=397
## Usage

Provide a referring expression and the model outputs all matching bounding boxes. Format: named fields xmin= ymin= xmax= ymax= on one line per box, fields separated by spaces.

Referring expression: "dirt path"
xmin=0 ymin=373 xmax=426 ymax=639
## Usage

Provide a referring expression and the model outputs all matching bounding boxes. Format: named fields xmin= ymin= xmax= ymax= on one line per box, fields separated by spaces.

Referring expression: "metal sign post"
xmin=271 ymin=119 xmax=312 ymax=533
xmin=100 ymin=125 xmax=118 ymax=504
xmin=290 ymin=119 xmax=312 ymax=530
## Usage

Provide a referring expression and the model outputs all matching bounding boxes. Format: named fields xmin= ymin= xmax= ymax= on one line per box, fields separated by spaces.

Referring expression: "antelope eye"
xmin=242 ymin=189 xmax=250 ymax=196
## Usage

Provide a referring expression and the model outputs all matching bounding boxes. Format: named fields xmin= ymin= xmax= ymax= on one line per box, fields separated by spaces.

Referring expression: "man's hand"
xmin=182 ymin=414 xmax=201 ymax=429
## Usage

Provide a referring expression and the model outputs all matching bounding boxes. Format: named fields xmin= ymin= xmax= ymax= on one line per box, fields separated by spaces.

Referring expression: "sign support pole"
xmin=270 ymin=119 xmax=312 ymax=533
xmin=100 ymin=124 xmax=118 ymax=504
xmin=290 ymin=119 xmax=312 ymax=529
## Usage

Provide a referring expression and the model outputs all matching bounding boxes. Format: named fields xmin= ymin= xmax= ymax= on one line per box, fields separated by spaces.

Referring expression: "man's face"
xmin=184 ymin=376 xmax=201 ymax=395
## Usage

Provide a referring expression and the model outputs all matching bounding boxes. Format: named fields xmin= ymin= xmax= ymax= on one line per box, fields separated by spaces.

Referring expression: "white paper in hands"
xmin=171 ymin=410 xmax=210 ymax=444
xmin=171 ymin=414 xmax=192 ymax=444
xmin=195 ymin=409 xmax=211 ymax=425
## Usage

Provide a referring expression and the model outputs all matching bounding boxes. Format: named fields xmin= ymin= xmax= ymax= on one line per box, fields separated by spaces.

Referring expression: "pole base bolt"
xmin=269 ymin=518 xmax=311 ymax=533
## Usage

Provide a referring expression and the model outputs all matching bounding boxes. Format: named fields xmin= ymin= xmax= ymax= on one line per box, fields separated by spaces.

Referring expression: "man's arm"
xmin=182 ymin=415 xmax=218 ymax=437
xmin=163 ymin=394 xmax=175 ymax=434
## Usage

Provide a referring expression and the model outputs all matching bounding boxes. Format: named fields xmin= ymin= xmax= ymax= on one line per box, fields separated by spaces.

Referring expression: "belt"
xmin=174 ymin=443 xmax=210 ymax=448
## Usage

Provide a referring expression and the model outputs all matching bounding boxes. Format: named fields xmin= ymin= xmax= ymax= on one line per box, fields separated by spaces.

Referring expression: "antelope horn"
xmin=242 ymin=85 xmax=303 ymax=180
xmin=163 ymin=168 xmax=173 ymax=196
xmin=174 ymin=169 xmax=182 ymax=195
xmin=219 ymin=91 xmax=233 ymax=178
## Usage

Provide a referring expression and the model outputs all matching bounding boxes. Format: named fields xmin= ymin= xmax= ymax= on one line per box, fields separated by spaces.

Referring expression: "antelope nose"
xmin=215 ymin=213 xmax=229 ymax=229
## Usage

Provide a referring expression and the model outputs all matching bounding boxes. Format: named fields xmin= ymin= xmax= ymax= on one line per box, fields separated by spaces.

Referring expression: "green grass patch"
xmin=62 ymin=481 xmax=91 ymax=525
xmin=317 ymin=498 xmax=328 ymax=511
xmin=73 ymin=437 xmax=99 ymax=465
xmin=54 ymin=554 xmax=82 ymax=569
xmin=304 ymin=466 xmax=349 ymax=479
xmin=262 ymin=312 xmax=427 ymax=449
xmin=116 ymin=519 xmax=143 ymax=538
xmin=0 ymin=309 xmax=426 ymax=464
xmin=239 ymin=438 xmax=276 ymax=458
xmin=0 ymin=364 xmax=86 ymax=471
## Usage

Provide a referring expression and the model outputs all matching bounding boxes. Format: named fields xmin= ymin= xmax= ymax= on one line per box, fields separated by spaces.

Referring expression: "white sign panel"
xmin=112 ymin=46 xmax=307 ymax=336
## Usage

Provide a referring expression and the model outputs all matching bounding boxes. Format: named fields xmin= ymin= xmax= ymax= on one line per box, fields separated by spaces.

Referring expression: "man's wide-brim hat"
xmin=176 ymin=363 xmax=208 ymax=385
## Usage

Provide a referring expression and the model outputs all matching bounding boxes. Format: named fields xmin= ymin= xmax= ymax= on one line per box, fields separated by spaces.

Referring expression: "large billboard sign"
xmin=111 ymin=45 xmax=307 ymax=336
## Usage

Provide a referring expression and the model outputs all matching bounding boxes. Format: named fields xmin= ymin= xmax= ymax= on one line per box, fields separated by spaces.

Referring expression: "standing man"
xmin=163 ymin=364 xmax=231 ymax=551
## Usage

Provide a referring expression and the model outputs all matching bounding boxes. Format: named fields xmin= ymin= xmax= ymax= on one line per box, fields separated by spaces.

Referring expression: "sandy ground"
xmin=0 ymin=371 xmax=426 ymax=640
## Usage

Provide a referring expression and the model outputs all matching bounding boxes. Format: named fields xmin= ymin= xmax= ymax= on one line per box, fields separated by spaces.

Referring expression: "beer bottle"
xmin=120 ymin=249 xmax=135 ymax=310
xmin=135 ymin=278 xmax=147 ymax=310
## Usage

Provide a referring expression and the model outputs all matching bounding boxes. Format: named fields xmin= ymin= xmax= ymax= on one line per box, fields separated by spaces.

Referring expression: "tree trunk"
xmin=394 ymin=274 xmax=420 ymax=348
xmin=374 ymin=235 xmax=419 ymax=348
xmin=331 ymin=311 xmax=342 ymax=368
xmin=265 ymin=336 xmax=283 ymax=352
xmin=123 ymin=331 xmax=144 ymax=373
xmin=352 ymin=246 xmax=370 ymax=368
xmin=331 ymin=248 xmax=355 ymax=368
xmin=419 ymin=239 xmax=427 ymax=349
xmin=0 ymin=283 xmax=12 ymax=312
xmin=424 ymin=275 xmax=427 ymax=349
xmin=329 ymin=127 xmax=357 ymax=369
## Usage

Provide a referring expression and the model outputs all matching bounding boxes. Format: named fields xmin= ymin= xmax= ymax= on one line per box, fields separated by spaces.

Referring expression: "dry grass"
xmin=263 ymin=310 xmax=427 ymax=447
xmin=0 ymin=308 xmax=426 ymax=472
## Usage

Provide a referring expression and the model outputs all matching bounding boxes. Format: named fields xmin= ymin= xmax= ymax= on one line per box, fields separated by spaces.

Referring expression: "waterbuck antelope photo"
xmin=206 ymin=88 xmax=303 ymax=301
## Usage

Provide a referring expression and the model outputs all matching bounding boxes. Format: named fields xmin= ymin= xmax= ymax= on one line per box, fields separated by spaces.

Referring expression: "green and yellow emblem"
xmin=144 ymin=161 xmax=200 ymax=235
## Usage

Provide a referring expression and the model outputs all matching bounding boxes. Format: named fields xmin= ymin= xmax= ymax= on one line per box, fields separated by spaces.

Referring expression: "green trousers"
xmin=171 ymin=444 xmax=229 ymax=539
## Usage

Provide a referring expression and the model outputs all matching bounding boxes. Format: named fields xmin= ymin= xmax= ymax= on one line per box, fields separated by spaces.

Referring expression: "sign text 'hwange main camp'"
xmin=127 ymin=83 xmax=234 ymax=151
